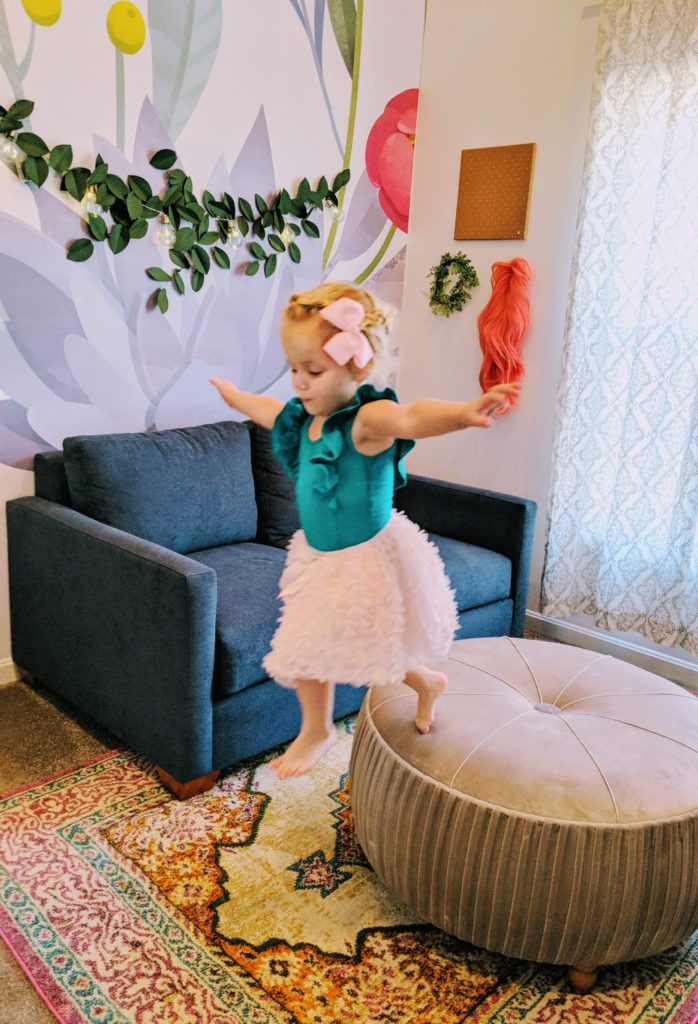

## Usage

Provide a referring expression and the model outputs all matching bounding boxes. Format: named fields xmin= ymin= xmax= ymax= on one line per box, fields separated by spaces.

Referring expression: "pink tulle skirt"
xmin=263 ymin=510 xmax=458 ymax=688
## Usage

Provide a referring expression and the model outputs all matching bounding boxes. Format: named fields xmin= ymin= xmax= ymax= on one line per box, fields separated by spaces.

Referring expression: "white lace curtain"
xmin=541 ymin=0 xmax=698 ymax=656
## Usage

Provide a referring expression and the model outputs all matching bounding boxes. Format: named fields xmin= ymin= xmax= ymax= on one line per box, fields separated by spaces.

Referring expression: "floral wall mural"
xmin=0 ymin=0 xmax=425 ymax=669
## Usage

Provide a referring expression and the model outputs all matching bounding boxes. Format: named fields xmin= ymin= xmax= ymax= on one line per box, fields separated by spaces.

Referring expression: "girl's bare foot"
xmin=269 ymin=729 xmax=336 ymax=779
xmin=404 ymin=666 xmax=448 ymax=734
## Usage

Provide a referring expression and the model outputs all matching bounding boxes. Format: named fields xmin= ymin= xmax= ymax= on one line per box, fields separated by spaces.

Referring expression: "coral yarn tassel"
xmin=477 ymin=258 xmax=531 ymax=415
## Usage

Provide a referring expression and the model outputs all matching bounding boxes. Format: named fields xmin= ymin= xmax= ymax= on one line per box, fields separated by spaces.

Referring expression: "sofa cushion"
xmin=429 ymin=533 xmax=512 ymax=611
xmin=248 ymin=422 xmax=300 ymax=547
xmin=188 ymin=541 xmax=286 ymax=696
xmin=63 ymin=421 xmax=257 ymax=554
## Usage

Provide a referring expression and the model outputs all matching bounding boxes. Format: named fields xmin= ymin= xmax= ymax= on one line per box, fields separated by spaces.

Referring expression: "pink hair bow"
xmin=320 ymin=297 xmax=373 ymax=369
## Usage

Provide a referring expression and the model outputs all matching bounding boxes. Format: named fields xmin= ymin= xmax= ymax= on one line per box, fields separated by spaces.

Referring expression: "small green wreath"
xmin=428 ymin=252 xmax=479 ymax=317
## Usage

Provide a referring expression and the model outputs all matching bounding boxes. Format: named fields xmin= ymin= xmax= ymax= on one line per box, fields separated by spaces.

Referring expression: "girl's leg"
xmin=403 ymin=666 xmax=448 ymax=734
xmin=269 ymin=679 xmax=336 ymax=778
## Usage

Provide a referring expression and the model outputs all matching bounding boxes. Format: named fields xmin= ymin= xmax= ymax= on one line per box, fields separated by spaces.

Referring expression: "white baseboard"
xmin=526 ymin=611 xmax=698 ymax=692
xmin=0 ymin=657 xmax=20 ymax=686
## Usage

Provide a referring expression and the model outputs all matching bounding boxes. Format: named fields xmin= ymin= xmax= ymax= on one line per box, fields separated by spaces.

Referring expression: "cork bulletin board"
xmin=453 ymin=142 xmax=536 ymax=240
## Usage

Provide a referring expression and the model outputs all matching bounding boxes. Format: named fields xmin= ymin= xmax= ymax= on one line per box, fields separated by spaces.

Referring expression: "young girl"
xmin=210 ymin=282 xmax=518 ymax=778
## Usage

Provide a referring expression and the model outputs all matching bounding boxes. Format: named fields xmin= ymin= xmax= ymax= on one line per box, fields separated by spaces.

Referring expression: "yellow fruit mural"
xmin=21 ymin=0 xmax=62 ymax=27
xmin=107 ymin=2 xmax=146 ymax=55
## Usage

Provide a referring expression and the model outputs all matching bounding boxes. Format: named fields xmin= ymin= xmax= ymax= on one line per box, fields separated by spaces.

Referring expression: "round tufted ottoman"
xmin=349 ymin=637 xmax=698 ymax=990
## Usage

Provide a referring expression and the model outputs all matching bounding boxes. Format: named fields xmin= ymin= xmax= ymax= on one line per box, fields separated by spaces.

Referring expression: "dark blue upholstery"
xmin=63 ymin=421 xmax=257 ymax=554
xmin=188 ymin=541 xmax=286 ymax=696
xmin=7 ymin=420 xmax=537 ymax=788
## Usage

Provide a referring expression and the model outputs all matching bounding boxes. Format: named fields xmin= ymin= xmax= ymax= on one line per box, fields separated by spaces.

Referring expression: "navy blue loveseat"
xmin=6 ymin=419 xmax=536 ymax=797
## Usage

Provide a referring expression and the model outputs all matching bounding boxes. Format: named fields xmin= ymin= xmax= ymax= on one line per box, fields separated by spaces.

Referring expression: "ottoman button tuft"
xmin=534 ymin=702 xmax=561 ymax=714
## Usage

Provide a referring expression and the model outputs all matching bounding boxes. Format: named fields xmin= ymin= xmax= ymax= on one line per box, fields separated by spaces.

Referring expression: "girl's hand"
xmin=463 ymin=382 xmax=520 ymax=427
xmin=209 ymin=377 xmax=239 ymax=408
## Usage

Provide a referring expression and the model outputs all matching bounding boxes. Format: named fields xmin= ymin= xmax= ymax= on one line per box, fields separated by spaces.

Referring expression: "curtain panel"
xmin=541 ymin=0 xmax=698 ymax=655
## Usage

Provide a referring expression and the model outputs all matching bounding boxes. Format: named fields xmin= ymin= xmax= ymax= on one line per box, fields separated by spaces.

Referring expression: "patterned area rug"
xmin=1 ymin=721 xmax=697 ymax=1024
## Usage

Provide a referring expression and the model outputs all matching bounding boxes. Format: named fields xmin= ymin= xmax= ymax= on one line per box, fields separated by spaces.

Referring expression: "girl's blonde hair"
xmin=281 ymin=282 xmax=391 ymax=374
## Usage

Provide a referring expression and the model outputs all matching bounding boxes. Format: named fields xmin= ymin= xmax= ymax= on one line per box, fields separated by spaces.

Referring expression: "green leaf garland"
xmin=0 ymin=98 xmax=350 ymax=313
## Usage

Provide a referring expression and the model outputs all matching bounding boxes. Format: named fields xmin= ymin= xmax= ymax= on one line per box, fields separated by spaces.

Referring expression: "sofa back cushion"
xmin=63 ymin=421 xmax=257 ymax=553
xmin=248 ymin=422 xmax=300 ymax=547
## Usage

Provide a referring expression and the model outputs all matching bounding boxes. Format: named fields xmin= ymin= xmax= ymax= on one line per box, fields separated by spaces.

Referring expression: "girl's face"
xmin=283 ymin=319 xmax=365 ymax=417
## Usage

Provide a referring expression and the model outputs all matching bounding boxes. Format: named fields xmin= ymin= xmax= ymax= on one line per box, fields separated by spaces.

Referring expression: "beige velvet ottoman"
xmin=349 ymin=637 xmax=698 ymax=990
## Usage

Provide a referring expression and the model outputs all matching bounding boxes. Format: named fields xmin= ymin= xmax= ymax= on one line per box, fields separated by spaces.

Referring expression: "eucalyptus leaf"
xmin=191 ymin=244 xmax=211 ymax=274
xmin=191 ymin=269 xmax=204 ymax=292
xmin=224 ymin=192 xmax=236 ymax=217
xmin=169 ymin=249 xmax=189 ymax=269
xmin=157 ymin=287 xmax=169 ymax=313
xmin=7 ymin=98 xmax=34 ymax=120
xmin=261 ymin=211 xmax=272 ymax=228
xmin=279 ymin=189 xmax=291 ymax=215
xmin=147 ymin=266 xmax=171 ymax=282
xmin=162 ymin=183 xmax=182 ymax=206
xmin=332 ymin=168 xmax=351 ymax=191
xmin=297 ymin=178 xmax=310 ymax=203
xmin=252 ymin=221 xmax=265 ymax=240
xmin=110 ymin=199 xmax=130 ymax=226
xmin=264 ymin=254 xmax=277 ymax=278
xmin=174 ymin=227 xmax=196 ymax=251
xmin=87 ymin=162 xmax=108 ymax=186
xmin=127 ymin=174 xmax=152 ymax=200
xmin=168 ymin=168 xmax=186 ymax=186
xmin=250 ymin=242 xmax=266 ymax=260
xmin=88 ymin=216 xmax=107 ymax=241
xmin=268 ymin=234 xmax=285 ymax=253
xmin=199 ymin=231 xmax=219 ymax=246
xmin=23 ymin=154 xmax=48 ymax=187
xmin=238 ymin=197 xmax=254 ymax=221
xmin=301 ymin=219 xmax=320 ymax=238
xmin=67 ymin=238 xmax=94 ymax=262
xmin=273 ymin=209 xmax=284 ymax=232
xmin=181 ymin=202 xmax=205 ymax=223
xmin=17 ymin=131 xmax=48 ymax=157
xmin=317 ymin=176 xmax=328 ymax=197
xmin=244 ymin=261 xmax=260 ymax=276
xmin=106 ymin=173 xmax=128 ymax=198
xmin=129 ymin=218 xmax=148 ymax=239
xmin=127 ymin=193 xmax=144 ymax=219
xmin=288 ymin=241 xmax=301 ymax=263
xmin=255 ymin=193 xmax=267 ymax=214
xmin=290 ymin=199 xmax=307 ymax=218
xmin=212 ymin=247 xmax=230 ymax=269
xmin=108 ymin=225 xmax=129 ymax=254
xmin=62 ymin=167 xmax=90 ymax=201
xmin=49 ymin=144 xmax=73 ymax=174
xmin=236 ymin=216 xmax=249 ymax=236
xmin=0 ymin=117 xmax=21 ymax=133
xmin=150 ymin=148 xmax=177 ymax=170
xmin=96 ymin=184 xmax=112 ymax=207
xmin=172 ymin=269 xmax=185 ymax=294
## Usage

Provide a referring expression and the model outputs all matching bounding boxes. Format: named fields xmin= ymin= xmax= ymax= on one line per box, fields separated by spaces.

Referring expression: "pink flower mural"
xmin=365 ymin=88 xmax=419 ymax=233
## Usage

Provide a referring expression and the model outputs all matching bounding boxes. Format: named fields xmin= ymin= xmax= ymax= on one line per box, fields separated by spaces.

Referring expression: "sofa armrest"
xmin=7 ymin=496 xmax=217 ymax=782
xmin=394 ymin=474 xmax=537 ymax=636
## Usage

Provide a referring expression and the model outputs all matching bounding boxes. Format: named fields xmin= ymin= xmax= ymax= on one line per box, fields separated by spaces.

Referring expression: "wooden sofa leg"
xmin=156 ymin=766 xmax=220 ymax=800
xmin=568 ymin=964 xmax=598 ymax=993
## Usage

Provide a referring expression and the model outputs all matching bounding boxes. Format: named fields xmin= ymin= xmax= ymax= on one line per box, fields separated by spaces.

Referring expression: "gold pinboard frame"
xmin=454 ymin=142 xmax=536 ymax=240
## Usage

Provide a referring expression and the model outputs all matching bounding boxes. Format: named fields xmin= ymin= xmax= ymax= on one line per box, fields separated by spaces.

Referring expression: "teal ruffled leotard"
xmin=271 ymin=383 xmax=415 ymax=552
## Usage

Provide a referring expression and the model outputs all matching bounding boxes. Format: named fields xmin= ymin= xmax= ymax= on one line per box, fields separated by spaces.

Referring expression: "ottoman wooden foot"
xmin=568 ymin=964 xmax=598 ymax=993
xmin=156 ymin=766 xmax=220 ymax=800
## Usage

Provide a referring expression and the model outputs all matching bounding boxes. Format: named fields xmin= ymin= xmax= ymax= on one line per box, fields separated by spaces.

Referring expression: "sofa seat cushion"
xmin=188 ymin=541 xmax=286 ymax=697
xmin=63 ymin=421 xmax=257 ymax=554
xmin=429 ymin=533 xmax=511 ymax=612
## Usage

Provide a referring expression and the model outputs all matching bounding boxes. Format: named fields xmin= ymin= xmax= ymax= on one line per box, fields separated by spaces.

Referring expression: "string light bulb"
xmin=83 ymin=185 xmax=104 ymax=218
xmin=0 ymin=137 xmax=20 ymax=163
xmin=280 ymin=223 xmax=294 ymax=246
xmin=158 ymin=214 xmax=176 ymax=247
xmin=227 ymin=220 xmax=243 ymax=249
xmin=325 ymin=198 xmax=344 ymax=223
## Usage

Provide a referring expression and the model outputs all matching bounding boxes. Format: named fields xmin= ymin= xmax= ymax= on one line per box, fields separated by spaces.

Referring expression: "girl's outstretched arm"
xmin=209 ymin=378 xmax=284 ymax=429
xmin=357 ymin=382 xmax=520 ymax=443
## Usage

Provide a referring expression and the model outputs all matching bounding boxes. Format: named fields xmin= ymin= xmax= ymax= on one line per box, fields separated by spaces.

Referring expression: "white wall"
xmin=399 ymin=0 xmax=600 ymax=609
